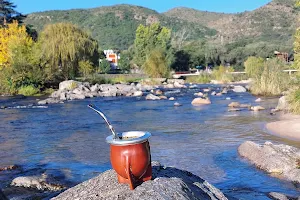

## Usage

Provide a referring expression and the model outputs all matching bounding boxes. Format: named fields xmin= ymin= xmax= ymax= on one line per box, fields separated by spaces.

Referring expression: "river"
xmin=0 ymin=84 xmax=299 ymax=199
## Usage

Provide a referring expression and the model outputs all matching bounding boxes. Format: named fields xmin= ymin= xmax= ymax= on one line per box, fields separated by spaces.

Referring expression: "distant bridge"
xmin=172 ymin=69 xmax=299 ymax=79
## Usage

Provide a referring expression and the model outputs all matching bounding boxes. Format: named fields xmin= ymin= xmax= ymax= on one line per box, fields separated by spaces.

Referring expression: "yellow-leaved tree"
xmin=0 ymin=21 xmax=33 ymax=69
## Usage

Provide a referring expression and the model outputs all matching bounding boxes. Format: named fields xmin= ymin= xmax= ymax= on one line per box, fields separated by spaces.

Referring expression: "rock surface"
xmin=232 ymin=85 xmax=246 ymax=93
xmin=191 ymin=98 xmax=211 ymax=105
xmin=52 ymin=163 xmax=228 ymax=200
xmin=266 ymin=119 xmax=300 ymax=141
xmin=11 ymin=174 xmax=65 ymax=191
xmin=238 ymin=141 xmax=300 ymax=183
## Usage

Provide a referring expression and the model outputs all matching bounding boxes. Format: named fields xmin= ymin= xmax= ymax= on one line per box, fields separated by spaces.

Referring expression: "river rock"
xmin=238 ymin=141 xmax=300 ymax=183
xmin=211 ymin=91 xmax=217 ymax=96
xmin=0 ymin=165 xmax=21 ymax=172
xmin=159 ymin=96 xmax=168 ymax=100
xmin=194 ymin=92 xmax=204 ymax=97
xmin=164 ymin=83 xmax=175 ymax=89
xmin=276 ymin=96 xmax=288 ymax=111
xmin=90 ymin=84 xmax=100 ymax=92
xmin=191 ymin=98 xmax=211 ymax=105
xmin=174 ymin=81 xmax=186 ymax=88
xmin=59 ymin=80 xmax=81 ymax=91
xmin=268 ymin=192 xmax=291 ymax=200
xmin=133 ymin=91 xmax=143 ymax=97
xmin=255 ymin=98 xmax=262 ymax=102
xmin=145 ymin=94 xmax=160 ymax=100
xmin=228 ymin=108 xmax=241 ymax=112
xmin=169 ymin=97 xmax=175 ymax=101
xmin=233 ymin=85 xmax=246 ymax=93
xmin=38 ymin=98 xmax=63 ymax=105
xmin=167 ymin=79 xmax=185 ymax=85
xmin=11 ymin=174 xmax=65 ymax=191
xmin=155 ymin=89 xmax=163 ymax=95
xmin=174 ymin=102 xmax=182 ymax=107
xmin=228 ymin=102 xmax=240 ymax=108
xmin=250 ymin=106 xmax=265 ymax=111
xmin=203 ymin=88 xmax=211 ymax=92
xmin=59 ymin=92 xmax=67 ymax=101
xmin=52 ymin=163 xmax=228 ymax=200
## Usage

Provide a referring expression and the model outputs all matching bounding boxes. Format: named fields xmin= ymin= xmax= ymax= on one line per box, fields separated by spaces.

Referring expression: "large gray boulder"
xmin=59 ymin=80 xmax=81 ymax=91
xmin=276 ymin=96 xmax=288 ymax=111
xmin=232 ymin=85 xmax=246 ymax=93
xmin=52 ymin=163 xmax=228 ymax=200
xmin=238 ymin=141 xmax=300 ymax=183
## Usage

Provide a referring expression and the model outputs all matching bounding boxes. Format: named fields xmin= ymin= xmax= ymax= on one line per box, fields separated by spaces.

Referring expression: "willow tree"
xmin=39 ymin=23 xmax=99 ymax=80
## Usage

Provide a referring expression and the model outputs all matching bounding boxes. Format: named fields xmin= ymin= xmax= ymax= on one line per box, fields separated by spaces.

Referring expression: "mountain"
xmin=164 ymin=0 xmax=298 ymax=47
xmin=24 ymin=4 xmax=216 ymax=50
xmin=24 ymin=0 xmax=298 ymax=50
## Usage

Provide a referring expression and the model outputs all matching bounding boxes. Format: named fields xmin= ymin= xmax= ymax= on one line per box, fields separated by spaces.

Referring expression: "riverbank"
xmin=266 ymin=113 xmax=300 ymax=141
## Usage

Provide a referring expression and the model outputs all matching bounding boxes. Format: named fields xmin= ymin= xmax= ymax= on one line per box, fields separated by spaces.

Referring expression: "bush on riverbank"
xmin=18 ymin=85 xmax=40 ymax=96
xmin=250 ymin=58 xmax=289 ymax=96
xmin=186 ymin=73 xmax=212 ymax=83
xmin=288 ymin=88 xmax=300 ymax=114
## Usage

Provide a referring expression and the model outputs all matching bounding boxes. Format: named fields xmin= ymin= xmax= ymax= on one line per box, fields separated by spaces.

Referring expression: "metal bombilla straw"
xmin=88 ymin=104 xmax=120 ymax=139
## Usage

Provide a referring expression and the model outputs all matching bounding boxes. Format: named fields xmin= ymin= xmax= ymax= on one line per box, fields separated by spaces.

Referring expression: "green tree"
xmin=0 ymin=0 xmax=25 ymax=26
xmin=79 ymin=60 xmax=94 ymax=78
xmin=38 ymin=23 xmax=99 ymax=80
xmin=133 ymin=23 xmax=172 ymax=67
xmin=244 ymin=56 xmax=265 ymax=77
xmin=99 ymin=59 xmax=111 ymax=74
xmin=143 ymin=48 xmax=171 ymax=78
xmin=118 ymin=50 xmax=132 ymax=73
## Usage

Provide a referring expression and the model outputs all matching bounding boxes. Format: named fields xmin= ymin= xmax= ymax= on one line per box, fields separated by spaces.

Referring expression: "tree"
xmin=143 ymin=49 xmax=171 ymax=78
xmin=79 ymin=60 xmax=94 ymax=78
xmin=244 ymin=56 xmax=265 ymax=78
xmin=38 ymin=23 xmax=99 ymax=80
xmin=99 ymin=59 xmax=111 ymax=74
xmin=171 ymin=28 xmax=190 ymax=50
xmin=0 ymin=0 xmax=25 ymax=26
xmin=133 ymin=23 xmax=172 ymax=67
xmin=118 ymin=50 xmax=132 ymax=73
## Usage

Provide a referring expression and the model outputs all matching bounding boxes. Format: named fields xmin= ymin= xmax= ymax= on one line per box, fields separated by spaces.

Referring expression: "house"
xmin=103 ymin=50 xmax=120 ymax=69
xmin=274 ymin=51 xmax=289 ymax=63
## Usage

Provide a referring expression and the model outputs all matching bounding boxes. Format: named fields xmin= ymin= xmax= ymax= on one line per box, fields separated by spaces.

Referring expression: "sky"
xmin=13 ymin=0 xmax=272 ymax=14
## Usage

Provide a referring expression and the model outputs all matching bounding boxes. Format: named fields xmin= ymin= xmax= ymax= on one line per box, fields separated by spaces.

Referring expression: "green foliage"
xmin=38 ymin=23 xmax=99 ymax=81
xmin=79 ymin=60 xmax=94 ymax=78
xmin=118 ymin=50 xmax=132 ymax=72
xmin=143 ymin=49 xmax=171 ymax=78
xmin=244 ymin=57 xmax=265 ymax=78
xmin=250 ymin=58 xmax=289 ymax=96
xmin=134 ymin=23 xmax=172 ymax=67
xmin=212 ymin=66 xmax=234 ymax=83
xmin=18 ymin=85 xmax=40 ymax=96
xmin=186 ymin=73 xmax=212 ymax=84
xmin=99 ymin=60 xmax=111 ymax=74
xmin=294 ymin=28 xmax=300 ymax=70
xmin=288 ymin=88 xmax=300 ymax=114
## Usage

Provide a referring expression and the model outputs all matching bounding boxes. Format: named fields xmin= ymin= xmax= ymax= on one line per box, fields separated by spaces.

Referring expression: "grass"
xmin=18 ymin=85 xmax=40 ymax=96
xmin=250 ymin=58 xmax=289 ymax=96
xmin=186 ymin=73 xmax=212 ymax=84
xmin=287 ymin=88 xmax=300 ymax=114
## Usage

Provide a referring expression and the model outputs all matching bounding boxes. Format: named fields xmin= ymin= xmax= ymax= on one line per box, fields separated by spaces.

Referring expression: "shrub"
xmin=186 ymin=73 xmax=212 ymax=83
xmin=99 ymin=60 xmax=111 ymax=74
xmin=212 ymin=65 xmax=234 ymax=83
xmin=244 ymin=57 xmax=265 ymax=78
xmin=79 ymin=60 xmax=94 ymax=78
xmin=18 ymin=85 xmax=40 ymax=96
xmin=287 ymin=88 xmax=300 ymax=114
xmin=143 ymin=49 xmax=171 ymax=78
xmin=250 ymin=58 xmax=289 ymax=96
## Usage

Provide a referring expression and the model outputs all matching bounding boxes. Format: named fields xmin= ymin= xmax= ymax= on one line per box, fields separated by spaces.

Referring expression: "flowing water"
xmin=0 ymin=85 xmax=299 ymax=199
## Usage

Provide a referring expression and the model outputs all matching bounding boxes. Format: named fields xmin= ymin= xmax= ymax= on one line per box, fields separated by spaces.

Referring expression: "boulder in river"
xmin=238 ymin=141 xmax=300 ymax=183
xmin=191 ymin=98 xmax=211 ymax=105
xmin=145 ymin=94 xmax=160 ymax=100
xmin=59 ymin=80 xmax=81 ymax=91
xmin=276 ymin=96 xmax=288 ymax=111
xmin=232 ymin=85 xmax=246 ymax=93
xmin=52 ymin=162 xmax=228 ymax=200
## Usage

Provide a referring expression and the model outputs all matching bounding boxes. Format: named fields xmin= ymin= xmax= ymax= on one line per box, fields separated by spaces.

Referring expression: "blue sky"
xmin=14 ymin=0 xmax=272 ymax=14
